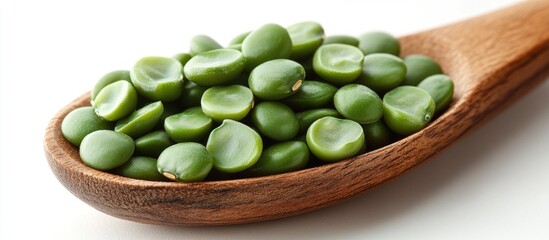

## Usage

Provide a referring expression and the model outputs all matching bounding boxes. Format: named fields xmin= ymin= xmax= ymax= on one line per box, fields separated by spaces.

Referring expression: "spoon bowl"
xmin=44 ymin=0 xmax=549 ymax=226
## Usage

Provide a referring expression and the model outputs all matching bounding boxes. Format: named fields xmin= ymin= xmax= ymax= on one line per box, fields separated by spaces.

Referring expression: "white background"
xmin=2 ymin=0 xmax=549 ymax=239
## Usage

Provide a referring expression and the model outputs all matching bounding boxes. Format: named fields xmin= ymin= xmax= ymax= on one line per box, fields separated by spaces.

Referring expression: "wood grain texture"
xmin=44 ymin=0 xmax=549 ymax=226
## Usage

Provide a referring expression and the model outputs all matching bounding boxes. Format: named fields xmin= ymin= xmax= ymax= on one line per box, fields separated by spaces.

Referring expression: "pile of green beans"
xmin=61 ymin=21 xmax=454 ymax=182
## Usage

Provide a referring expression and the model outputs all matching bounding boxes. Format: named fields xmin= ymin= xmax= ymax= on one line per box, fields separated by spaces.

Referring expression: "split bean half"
xmin=201 ymin=85 xmax=254 ymax=121
xmin=115 ymin=101 xmax=164 ymax=138
xmin=184 ymin=49 xmax=246 ymax=86
xmin=313 ymin=44 xmax=364 ymax=85
xmin=91 ymin=70 xmax=131 ymax=103
xmin=306 ymin=116 xmax=365 ymax=162
xmin=383 ymin=86 xmax=436 ymax=135
xmin=130 ymin=56 xmax=184 ymax=101
xmin=164 ymin=107 xmax=213 ymax=143
xmin=93 ymin=80 xmax=138 ymax=121
xmin=287 ymin=21 xmax=325 ymax=60
xmin=206 ymin=120 xmax=263 ymax=173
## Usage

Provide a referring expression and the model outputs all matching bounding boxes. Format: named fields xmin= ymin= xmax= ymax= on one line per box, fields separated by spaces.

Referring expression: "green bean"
xmin=358 ymin=31 xmax=400 ymax=56
xmin=184 ymin=49 xmax=246 ymax=86
xmin=287 ymin=21 xmax=324 ymax=60
xmin=306 ymin=116 xmax=365 ymax=161
xmin=383 ymin=86 xmax=436 ymax=135
xmin=417 ymin=74 xmax=454 ymax=114
xmin=242 ymin=23 xmax=292 ymax=71
xmin=251 ymin=102 xmax=299 ymax=141
xmin=356 ymin=53 xmax=406 ymax=93
xmin=79 ymin=130 xmax=134 ymax=171
xmin=130 ymin=56 xmax=184 ymax=101
xmin=248 ymin=59 xmax=305 ymax=100
xmin=313 ymin=44 xmax=364 ymax=85
xmin=402 ymin=54 xmax=443 ymax=86
xmin=164 ymin=107 xmax=213 ymax=143
xmin=189 ymin=35 xmax=222 ymax=56
xmin=93 ymin=80 xmax=138 ymax=121
xmin=157 ymin=142 xmax=213 ymax=182
xmin=91 ymin=70 xmax=131 ymax=103
xmin=201 ymin=85 xmax=254 ymax=122
xmin=323 ymin=35 xmax=359 ymax=46
xmin=113 ymin=156 xmax=167 ymax=181
xmin=61 ymin=106 xmax=114 ymax=146
xmin=115 ymin=101 xmax=164 ymax=138
xmin=245 ymin=141 xmax=309 ymax=177
xmin=283 ymin=80 xmax=337 ymax=110
xmin=334 ymin=84 xmax=383 ymax=124
xmin=134 ymin=130 xmax=174 ymax=158
xmin=206 ymin=120 xmax=263 ymax=173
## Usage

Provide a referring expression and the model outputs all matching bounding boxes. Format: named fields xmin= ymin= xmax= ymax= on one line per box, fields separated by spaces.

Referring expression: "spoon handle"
xmin=403 ymin=0 xmax=549 ymax=95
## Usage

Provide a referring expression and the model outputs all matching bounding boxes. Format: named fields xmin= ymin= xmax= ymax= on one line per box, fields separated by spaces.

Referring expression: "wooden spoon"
xmin=44 ymin=0 xmax=549 ymax=226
